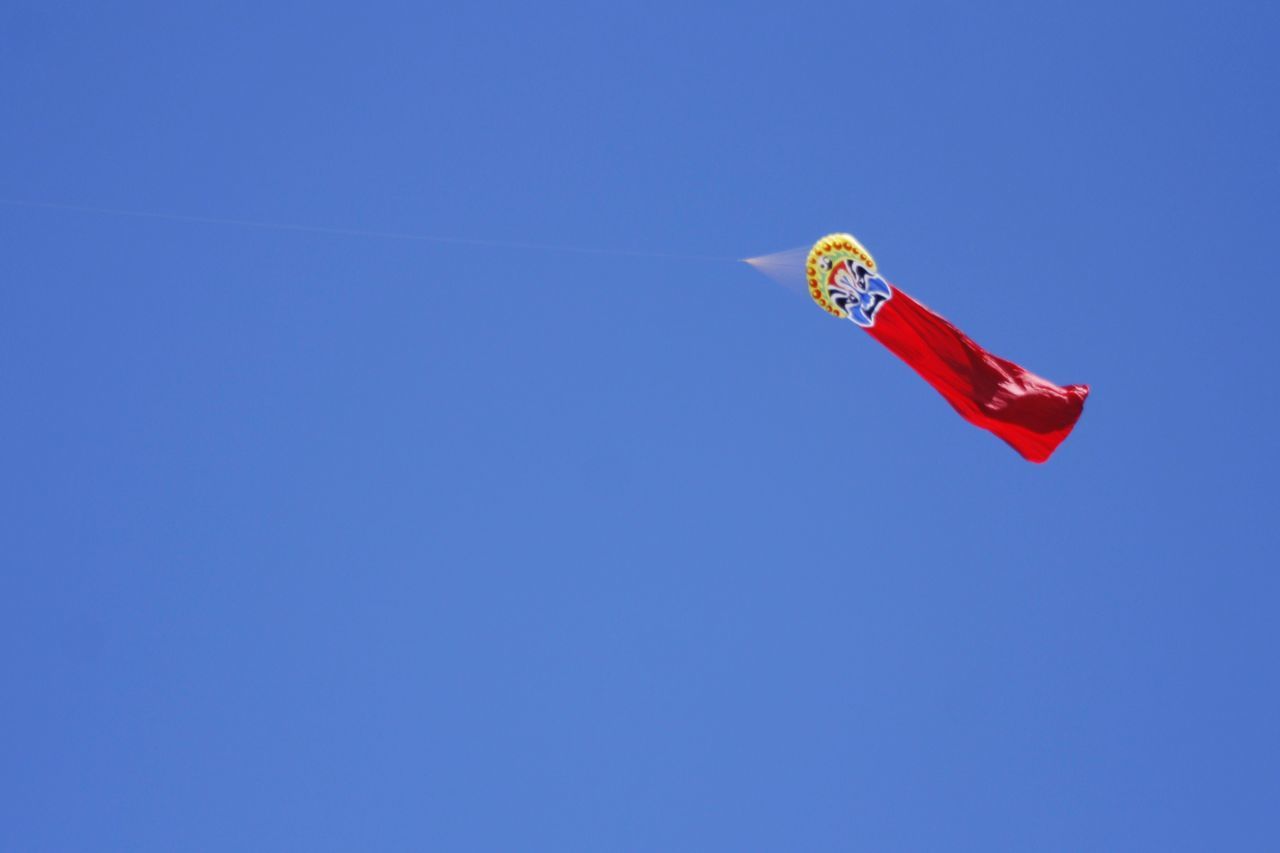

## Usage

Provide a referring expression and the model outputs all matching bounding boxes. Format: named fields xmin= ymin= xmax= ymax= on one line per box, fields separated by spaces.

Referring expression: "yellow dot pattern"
xmin=805 ymin=233 xmax=878 ymax=319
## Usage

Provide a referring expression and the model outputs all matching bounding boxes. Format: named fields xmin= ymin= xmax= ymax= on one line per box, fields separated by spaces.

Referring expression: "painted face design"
xmin=819 ymin=256 xmax=893 ymax=327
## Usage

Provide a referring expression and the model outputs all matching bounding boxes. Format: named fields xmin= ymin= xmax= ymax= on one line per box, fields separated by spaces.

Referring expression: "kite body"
xmin=806 ymin=234 xmax=1088 ymax=462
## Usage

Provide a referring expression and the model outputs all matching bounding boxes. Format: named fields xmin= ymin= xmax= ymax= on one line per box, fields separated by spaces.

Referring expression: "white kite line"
xmin=0 ymin=198 xmax=742 ymax=263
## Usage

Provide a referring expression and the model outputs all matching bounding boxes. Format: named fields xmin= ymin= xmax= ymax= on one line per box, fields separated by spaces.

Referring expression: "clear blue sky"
xmin=3 ymin=2 xmax=1279 ymax=850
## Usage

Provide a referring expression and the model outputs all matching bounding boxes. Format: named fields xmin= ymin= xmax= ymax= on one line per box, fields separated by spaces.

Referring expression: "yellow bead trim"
xmin=805 ymin=233 xmax=877 ymax=319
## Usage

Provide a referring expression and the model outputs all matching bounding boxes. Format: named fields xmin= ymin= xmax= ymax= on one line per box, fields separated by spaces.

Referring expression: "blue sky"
xmin=3 ymin=2 xmax=1278 ymax=849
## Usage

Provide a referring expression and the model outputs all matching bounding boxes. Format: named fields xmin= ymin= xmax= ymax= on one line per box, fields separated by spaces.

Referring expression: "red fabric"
xmin=867 ymin=287 xmax=1089 ymax=463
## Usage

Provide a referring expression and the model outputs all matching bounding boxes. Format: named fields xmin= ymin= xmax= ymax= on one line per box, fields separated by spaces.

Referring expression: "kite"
xmin=752 ymin=234 xmax=1088 ymax=462
xmin=0 ymin=200 xmax=1089 ymax=461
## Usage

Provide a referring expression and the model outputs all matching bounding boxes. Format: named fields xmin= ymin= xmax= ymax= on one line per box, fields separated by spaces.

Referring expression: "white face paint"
xmin=821 ymin=257 xmax=893 ymax=327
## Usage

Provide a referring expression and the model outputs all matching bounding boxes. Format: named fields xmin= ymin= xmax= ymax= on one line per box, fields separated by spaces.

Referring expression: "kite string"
xmin=0 ymin=198 xmax=740 ymax=263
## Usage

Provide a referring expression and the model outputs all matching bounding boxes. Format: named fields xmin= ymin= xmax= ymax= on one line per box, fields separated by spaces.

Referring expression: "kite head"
xmin=807 ymin=234 xmax=892 ymax=327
